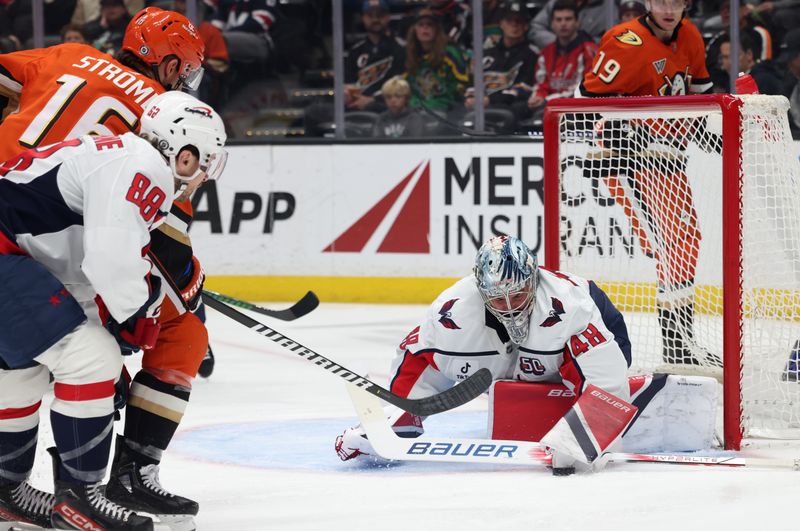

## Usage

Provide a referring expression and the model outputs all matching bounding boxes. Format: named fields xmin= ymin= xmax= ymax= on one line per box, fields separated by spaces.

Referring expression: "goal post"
xmin=542 ymin=94 xmax=800 ymax=450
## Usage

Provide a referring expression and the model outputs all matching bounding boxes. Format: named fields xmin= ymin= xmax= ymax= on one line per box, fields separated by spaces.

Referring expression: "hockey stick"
xmin=202 ymin=293 xmax=493 ymax=416
xmin=145 ymin=248 xmax=319 ymax=322
xmin=347 ymin=384 xmax=800 ymax=470
xmin=202 ymin=289 xmax=319 ymax=321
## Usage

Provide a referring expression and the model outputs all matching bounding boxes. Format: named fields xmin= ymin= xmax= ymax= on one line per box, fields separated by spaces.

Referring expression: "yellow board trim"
xmin=204 ymin=277 xmax=800 ymax=320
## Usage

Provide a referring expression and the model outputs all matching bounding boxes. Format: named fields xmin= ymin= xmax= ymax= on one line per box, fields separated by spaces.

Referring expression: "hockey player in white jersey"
xmin=0 ymin=91 xmax=227 ymax=530
xmin=336 ymin=235 xmax=635 ymax=472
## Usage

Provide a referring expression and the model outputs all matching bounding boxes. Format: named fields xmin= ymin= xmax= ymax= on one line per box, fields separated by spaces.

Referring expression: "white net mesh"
xmin=552 ymin=95 xmax=800 ymax=442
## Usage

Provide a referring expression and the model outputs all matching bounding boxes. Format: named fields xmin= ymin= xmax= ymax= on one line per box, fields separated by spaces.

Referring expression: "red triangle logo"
xmin=323 ymin=161 xmax=430 ymax=253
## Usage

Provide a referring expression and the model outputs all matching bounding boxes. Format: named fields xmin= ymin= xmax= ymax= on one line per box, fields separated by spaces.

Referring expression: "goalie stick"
xmin=202 ymin=289 xmax=319 ymax=321
xmin=202 ymin=293 xmax=493 ymax=416
xmin=347 ymin=384 xmax=800 ymax=470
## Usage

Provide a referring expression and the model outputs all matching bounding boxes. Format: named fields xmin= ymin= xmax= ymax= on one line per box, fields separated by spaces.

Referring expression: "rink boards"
xmin=189 ymin=138 xmax=800 ymax=306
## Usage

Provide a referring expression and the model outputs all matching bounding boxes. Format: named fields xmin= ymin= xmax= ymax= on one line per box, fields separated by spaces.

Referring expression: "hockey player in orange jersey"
xmin=578 ymin=0 xmax=718 ymax=368
xmin=0 ymin=7 xmax=222 ymax=529
xmin=0 ymin=12 xmax=203 ymax=163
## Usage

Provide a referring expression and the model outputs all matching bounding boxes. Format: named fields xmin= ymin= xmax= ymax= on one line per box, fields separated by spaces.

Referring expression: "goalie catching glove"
xmin=336 ymin=410 xmax=424 ymax=461
xmin=97 ymin=275 xmax=163 ymax=354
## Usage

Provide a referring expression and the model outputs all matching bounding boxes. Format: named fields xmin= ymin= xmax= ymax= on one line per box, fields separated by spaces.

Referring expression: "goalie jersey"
xmin=579 ymin=16 xmax=712 ymax=96
xmin=0 ymin=133 xmax=172 ymax=323
xmin=389 ymin=269 xmax=632 ymax=402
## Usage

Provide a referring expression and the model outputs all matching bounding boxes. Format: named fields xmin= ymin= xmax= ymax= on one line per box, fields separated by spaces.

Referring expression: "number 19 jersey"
xmin=0 ymin=43 xmax=164 ymax=162
xmin=579 ymin=16 xmax=712 ymax=97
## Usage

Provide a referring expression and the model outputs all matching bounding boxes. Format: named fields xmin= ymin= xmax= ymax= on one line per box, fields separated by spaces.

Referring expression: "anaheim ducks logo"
xmin=615 ymin=29 xmax=643 ymax=46
xmin=483 ymin=62 xmax=522 ymax=95
xmin=357 ymin=56 xmax=394 ymax=90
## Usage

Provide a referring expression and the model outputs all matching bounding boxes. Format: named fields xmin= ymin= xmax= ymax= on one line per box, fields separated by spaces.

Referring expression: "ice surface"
xmin=25 ymin=303 xmax=800 ymax=530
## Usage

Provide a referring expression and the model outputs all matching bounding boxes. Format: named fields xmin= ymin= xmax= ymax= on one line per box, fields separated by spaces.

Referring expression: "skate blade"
xmin=149 ymin=514 xmax=196 ymax=531
xmin=0 ymin=523 xmax=54 ymax=531
xmin=653 ymin=363 xmax=723 ymax=382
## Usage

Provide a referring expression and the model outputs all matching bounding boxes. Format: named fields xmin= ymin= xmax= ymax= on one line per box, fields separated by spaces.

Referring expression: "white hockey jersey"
xmin=0 ymin=133 xmax=173 ymax=322
xmin=389 ymin=268 xmax=632 ymax=401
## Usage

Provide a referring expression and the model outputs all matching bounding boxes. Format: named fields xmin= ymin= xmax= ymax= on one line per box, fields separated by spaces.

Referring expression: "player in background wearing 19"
xmin=578 ymin=0 xmax=716 ymax=367
xmin=336 ymin=235 xmax=635 ymax=474
xmin=0 ymin=90 xmax=223 ymax=531
xmin=0 ymin=8 xmax=227 ymax=529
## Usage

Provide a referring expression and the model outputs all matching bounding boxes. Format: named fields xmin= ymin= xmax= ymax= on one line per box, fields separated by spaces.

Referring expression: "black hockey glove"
xmin=113 ymin=366 xmax=132 ymax=420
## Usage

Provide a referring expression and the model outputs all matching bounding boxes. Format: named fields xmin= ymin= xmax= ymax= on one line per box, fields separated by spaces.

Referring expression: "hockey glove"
xmin=98 ymin=275 xmax=163 ymax=354
xmin=181 ymin=255 xmax=205 ymax=313
xmin=335 ymin=411 xmax=423 ymax=461
xmin=335 ymin=426 xmax=374 ymax=461
xmin=113 ymin=365 xmax=132 ymax=420
xmin=593 ymin=117 xmax=649 ymax=154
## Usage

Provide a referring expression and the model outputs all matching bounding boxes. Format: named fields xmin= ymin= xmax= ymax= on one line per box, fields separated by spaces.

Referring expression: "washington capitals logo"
xmin=540 ymin=297 xmax=565 ymax=327
xmin=185 ymin=106 xmax=213 ymax=118
xmin=438 ymin=299 xmax=461 ymax=330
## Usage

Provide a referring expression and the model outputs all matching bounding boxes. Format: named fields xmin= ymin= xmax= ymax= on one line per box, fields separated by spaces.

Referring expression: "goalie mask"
xmin=474 ymin=235 xmax=538 ymax=344
xmin=140 ymin=92 xmax=228 ymax=184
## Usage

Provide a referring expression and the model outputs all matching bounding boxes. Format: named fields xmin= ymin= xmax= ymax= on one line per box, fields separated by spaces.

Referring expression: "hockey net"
xmin=543 ymin=94 xmax=800 ymax=450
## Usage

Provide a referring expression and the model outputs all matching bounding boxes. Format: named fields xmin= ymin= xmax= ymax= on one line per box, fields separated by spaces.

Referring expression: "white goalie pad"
xmin=623 ymin=374 xmax=718 ymax=453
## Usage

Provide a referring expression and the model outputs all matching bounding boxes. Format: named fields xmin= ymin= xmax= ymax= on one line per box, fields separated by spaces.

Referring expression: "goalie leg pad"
xmin=541 ymin=384 xmax=638 ymax=465
xmin=624 ymin=374 xmax=718 ymax=453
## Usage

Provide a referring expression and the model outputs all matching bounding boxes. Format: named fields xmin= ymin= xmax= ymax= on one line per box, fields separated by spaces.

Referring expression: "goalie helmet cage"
xmin=542 ymin=94 xmax=800 ymax=450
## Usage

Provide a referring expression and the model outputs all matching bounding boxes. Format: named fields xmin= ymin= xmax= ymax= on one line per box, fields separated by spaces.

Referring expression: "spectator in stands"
xmin=345 ymin=0 xmax=406 ymax=112
xmin=429 ymin=0 xmax=472 ymax=48
xmin=481 ymin=0 xmax=507 ymax=47
xmin=60 ymin=23 xmax=89 ymax=44
xmin=465 ymin=0 xmax=537 ymax=124
xmin=618 ymin=0 xmax=646 ymax=22
xmin=751 ymin=0 xmax=800 ymax=41
xmin=0 ymin=0 xmax=21 ymax=53
xmin=173 ymin=0 xmax=230 ymax=107
xmin=778 ymin=28 xmax=800 ymax=135
xmin=529 ymin=0 xmax=615 ymax=49
xmin=405 ymin=7 xmax=469 ymax=112
xmin=72 ymin=0 xmax=144 ymax=26
xmin=304 ymin=0 xmax=405 ymax=136
xmin=209 ymin=0 xmax=279 ymax=69
xmin=714 ymin=33 xmax=784 ymax=93
xmin=6 ymin=0 xmax=79 ymax=46
xmin=705 ymin=0 xmax=774 ymax=76
xmin=85 ymin=0 xmax=133 ymax=56
xmin=373 ymin=76 xmax=425 ymax=137
xmin=527 ymin=0 xmax=596 ymax=117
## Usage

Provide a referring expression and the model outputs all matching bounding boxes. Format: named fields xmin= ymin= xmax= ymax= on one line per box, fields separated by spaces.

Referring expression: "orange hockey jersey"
xmin=580 ymin=16 xmax=712 ymax=97
xmin=0 ymin=43 xmax=164 ymax=162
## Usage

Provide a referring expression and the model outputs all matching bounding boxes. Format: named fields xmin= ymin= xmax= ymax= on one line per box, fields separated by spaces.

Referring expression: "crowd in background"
xmin=1 ymin=0 xmax=799 ymax=138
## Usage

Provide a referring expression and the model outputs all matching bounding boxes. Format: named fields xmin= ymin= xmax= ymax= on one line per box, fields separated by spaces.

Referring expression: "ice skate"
xmin=48 ymin=447 xmax=153 ymax=531
xmin=105 ymin=437 xmax=197 ymax=531
xmin=0 ymin=480 xmax=54 ymax=529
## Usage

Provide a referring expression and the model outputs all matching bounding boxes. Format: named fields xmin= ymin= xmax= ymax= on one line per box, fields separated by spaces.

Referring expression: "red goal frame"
xmin=542 ymin=95 xmax=745 ymax=449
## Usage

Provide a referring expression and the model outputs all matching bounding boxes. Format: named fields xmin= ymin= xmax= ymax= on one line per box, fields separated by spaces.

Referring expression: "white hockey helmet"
xmin=140 ymin=91 xmax=228 ymax=182
xmin=474 ymin=235 xmax=538 ymax=344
